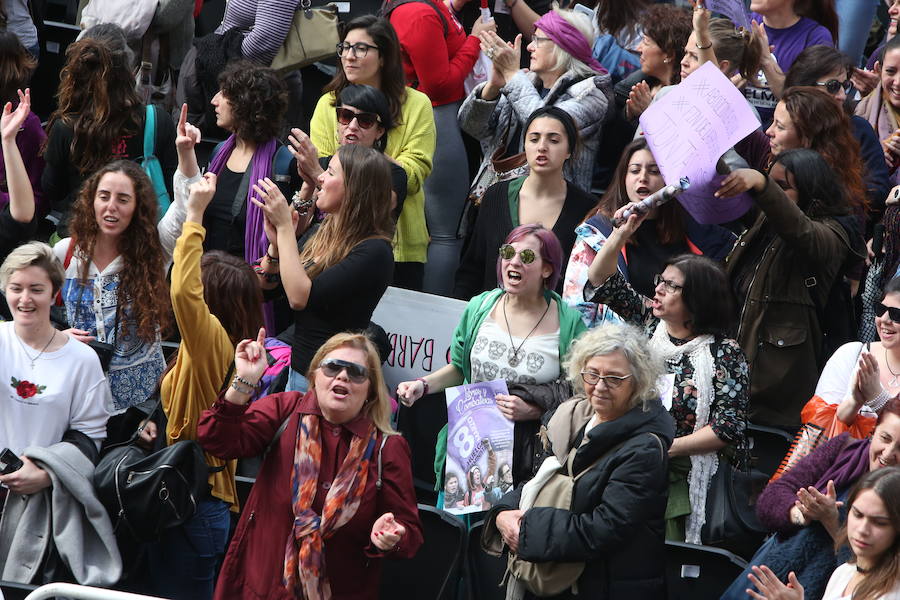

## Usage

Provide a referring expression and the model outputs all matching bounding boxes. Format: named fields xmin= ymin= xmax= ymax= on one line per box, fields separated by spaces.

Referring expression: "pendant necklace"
xmin=16 ymin=329 xmax=57 ymax=369
xmin=885 ymin=347 xmax=900 ymax=387
xmin=502 ymin=293 xmax=551 ymax=368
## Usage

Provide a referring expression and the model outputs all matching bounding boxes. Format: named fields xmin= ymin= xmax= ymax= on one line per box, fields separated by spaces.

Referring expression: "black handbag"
xmin=93 ymin=365 xmax=232 ymax=542
xmin=701 ymin=460 xmax=768 ymax=556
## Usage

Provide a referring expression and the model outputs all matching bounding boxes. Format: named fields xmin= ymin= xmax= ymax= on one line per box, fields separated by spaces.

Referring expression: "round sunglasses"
xmin=336 ymin=107 xmax=380 ymax=130
xmin=498 ymin=244 xmax=536 ymax=264
xmin=319 ymin=358 xmax=369 ymax=383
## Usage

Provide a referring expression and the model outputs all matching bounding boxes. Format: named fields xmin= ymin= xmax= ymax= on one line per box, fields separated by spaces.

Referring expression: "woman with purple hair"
xmin=397 ymin=224 xmax=586 ymax=487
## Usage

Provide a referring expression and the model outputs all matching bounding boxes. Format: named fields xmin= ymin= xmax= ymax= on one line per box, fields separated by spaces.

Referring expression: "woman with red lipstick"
xmin=397 ymin=224 xmax=587 ymax=487
xmin=585 ymin=212 xmax=749 ymax=543
xmin=198 ymin=331 xmax=423 ymax=600
xmin=454 ymin=107 xmax=595 ymax=299
xmin=721 ymin=404 xmax=900 ymax=600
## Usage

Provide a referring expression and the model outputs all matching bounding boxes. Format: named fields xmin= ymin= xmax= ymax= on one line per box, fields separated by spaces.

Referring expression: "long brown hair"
xmin=834 ymin=466 xmax=900 ymax=600
xmin=780 ymin=87 xmax=867 ymax=212
xmin=45 ymin=37 xmax=143 ymax=175
xmin=592 ymin=137 xmax=687 ymax=245
xmin=0 ymin=30 xmax=35 ymax=104
xmin=200 ymin=251 xmax=263 ymax=344
xmin=299 ymin=144 xmax=394 ymax=278
xmin=323 ymin=16 xmax=407 ymax=126
xmin=68 ymin=161 xmax=170 ymax=342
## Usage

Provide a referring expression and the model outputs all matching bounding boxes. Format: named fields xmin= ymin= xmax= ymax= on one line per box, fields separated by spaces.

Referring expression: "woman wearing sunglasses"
xmin=310 ymin=15 xmax=435 ymax=291
xmin=252 ymin=144 xmax=395 ymax=395
xmin=290 ymin=84 xmax=408 ymax=227
xmin=718 ymin=149 xmax=864 ymax=431
xmin=397 ymin=224 xmax=587 ymax=487
xmin=782 ymin=46 xmax=890 ymax=220
xmin=454 ymin=106 xmax=596 ymax=300
xmin=198 ymin=331 xmax=423 ymax=600
xmin=585 ymin=209 xmax=749 ymax=543
xmin=813 ymin=278 xmax=900 ymax=437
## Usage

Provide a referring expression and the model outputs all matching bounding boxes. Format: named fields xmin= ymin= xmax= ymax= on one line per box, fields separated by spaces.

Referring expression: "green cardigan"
xmin=436 ymin=288 xmax=587 ymax=486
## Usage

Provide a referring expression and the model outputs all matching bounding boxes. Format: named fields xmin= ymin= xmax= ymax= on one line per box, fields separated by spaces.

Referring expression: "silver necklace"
xmin=502 ymin=293 xmax=551 ymax=368
xmin=886 ymin=346 xmax=900 ymax=387
xmin=16 ymin=329 xmax=57 ymax=369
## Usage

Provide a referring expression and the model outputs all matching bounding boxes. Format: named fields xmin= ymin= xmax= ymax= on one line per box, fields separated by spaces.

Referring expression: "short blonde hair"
xmin=0 ymin=242 xmax=65 ymax=294
xmin=306 ymin=331 xmax=396 ymax=435
xmin=563 ymin=323 xmax=664 ymax=411
xmin=546 ymin=6 xmax=597 ymax=79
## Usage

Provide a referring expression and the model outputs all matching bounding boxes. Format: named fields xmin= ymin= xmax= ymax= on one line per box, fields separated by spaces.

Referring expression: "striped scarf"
xmin=283 ymin=413 xmax=377 ymax=599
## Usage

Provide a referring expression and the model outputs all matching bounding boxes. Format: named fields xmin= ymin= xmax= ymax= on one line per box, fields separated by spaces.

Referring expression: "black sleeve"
xmin=0 ymin=203 xmax=37 ymax=260
xmin=154 ymin=105 xmax=178 ymax=203
xmin=453 ymin=181 xmax=509 ymax=300
xmin=507 ymin=378 xmax=574 ymax=413
xmin=305 ymin=239 xmax=394 ymax=308
xmin=390 ymin=162 xmax=408 ymax=219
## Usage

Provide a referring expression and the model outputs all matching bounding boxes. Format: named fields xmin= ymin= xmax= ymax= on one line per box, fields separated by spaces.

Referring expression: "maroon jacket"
xmin=198 ymin=391 xmax=423 ymax=600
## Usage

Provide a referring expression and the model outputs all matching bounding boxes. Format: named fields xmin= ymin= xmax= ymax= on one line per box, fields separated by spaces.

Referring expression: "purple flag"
xmin=640 ymin=61 xmax=760 ymax=224
xmin=706 ymin=0 xmax=751 ymax=30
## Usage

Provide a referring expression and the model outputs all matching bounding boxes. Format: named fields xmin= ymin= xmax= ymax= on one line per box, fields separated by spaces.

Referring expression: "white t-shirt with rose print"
xmin=0 ymin=322 xmax=111 ymax=455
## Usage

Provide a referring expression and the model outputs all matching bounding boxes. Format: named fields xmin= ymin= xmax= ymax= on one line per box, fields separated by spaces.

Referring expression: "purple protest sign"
xmin=640 ymin=61 xmax=760 ymax=224
xmin=443 ymin=379 xmax=514 ymax=515
xmin=705 ymin=0 xmax=751 ymax=30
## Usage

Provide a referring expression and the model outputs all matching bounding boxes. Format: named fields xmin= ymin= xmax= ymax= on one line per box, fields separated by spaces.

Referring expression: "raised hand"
xmin=625 ymin=81 xmax=652 ymax=120
xmin=251 ymin=178 xmax=295 ymax=232
xmin=715 ymin=168 xmax=766 ymax=198
xmin=0 ymin=88 xmax=30 ymax=143
xmin=396 ymin=379 xmax=426 ymax=407
xmin=480 ymin=31 xmax=521 ymax=82
xmin=186 ymin=172 xmax=217 ymax=222
xmin=746 ymin=566 xmax=803 ymax=600
xmin=234 ymin=327 xmax=268 ymax=385
xmin=287 ymin=128 xmax=323 ymax=186
xmin=795 ymin=480 xmax=843 ymax=528
xmin=176 ymin=103 xmax=202 ymax=152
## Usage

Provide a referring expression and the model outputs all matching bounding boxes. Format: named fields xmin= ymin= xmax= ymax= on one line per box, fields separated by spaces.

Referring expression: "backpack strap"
xmin=143 ymin=104 xmax=156 ymax=160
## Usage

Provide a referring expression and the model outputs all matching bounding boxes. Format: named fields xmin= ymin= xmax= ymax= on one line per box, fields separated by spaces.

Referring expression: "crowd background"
xmin=2 ymin=0 xmax=900 ymax=599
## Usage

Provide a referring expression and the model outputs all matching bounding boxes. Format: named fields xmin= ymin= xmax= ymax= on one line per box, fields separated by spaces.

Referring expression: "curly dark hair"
xmin=0 ymin=30 xmax=35 ymax=104
xmin=68 ymin=160 xmax=170 ymax=342
xmin=46 ymin=36 xmax=143 ymax=175
xmin=323 ymin=15 xmax=407 ymax=126
xmin=217 ymin=61 xmax=288 ymax=143
xmin=640 ymin=4 xmax=693 ymax=85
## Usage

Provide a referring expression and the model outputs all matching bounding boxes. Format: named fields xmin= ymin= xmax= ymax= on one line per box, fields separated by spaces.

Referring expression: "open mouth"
xmin=506 ymin=270 xmax=522 ymax=283
xmin=534 ymin=155 xmax=548 ymax=166
xmin=635 ymin=186 xmax=651 ymax=198
xmin=331 ymin=384 xmax=349 ymax=398
xmin=17 ymin=306 xmax=35 ymax=313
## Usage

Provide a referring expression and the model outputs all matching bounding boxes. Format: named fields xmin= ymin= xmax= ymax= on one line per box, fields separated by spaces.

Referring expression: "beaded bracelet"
xmin=231 ymin=379 xmax=256 ymax=395
xmin=235 ymin=374 xmax=261 ymax=389
xmin=416 ymin=377 xmax=430 ymax=396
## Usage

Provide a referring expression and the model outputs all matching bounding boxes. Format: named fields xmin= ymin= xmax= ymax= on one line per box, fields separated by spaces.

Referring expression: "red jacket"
xmin=198 ymin=392 xmax=423 ymax=600
xmin=389 ymin=0 xmax=481 ymax=106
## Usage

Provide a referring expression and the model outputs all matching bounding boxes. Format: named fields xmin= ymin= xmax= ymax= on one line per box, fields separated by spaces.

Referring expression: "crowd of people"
xmin=3 ymin=0 xmax=900 ymax=599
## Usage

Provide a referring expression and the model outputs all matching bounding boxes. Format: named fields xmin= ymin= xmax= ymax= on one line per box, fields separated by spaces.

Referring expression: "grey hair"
xmin=0 ymin=242 xmax=65 ymax=294
xmin=546 ymin=6 xmax=597 ymax=80
xmin=563 ymin=323 xmax=664 ymax=411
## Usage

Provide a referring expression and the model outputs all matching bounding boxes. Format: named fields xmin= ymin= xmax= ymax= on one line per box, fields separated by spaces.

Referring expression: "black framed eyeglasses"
xmin=335 ymin=107 xmax=380 ymax=129
xmin=876 ymin=302 xmax=900 ymax=323
xmin=580 ymin=371 xmax=633 ymax=388
xmin=653 ymin=274 xmax=683 ymax=293
xmin=319 ymin=358 xmax=369 ymax=383
xmin=336 ymin=41 xmax=379 ymax=58
xmin=498 ymin=244 xmax=536 ymax=264
xmin=815 ymin=78 xmax=852 ymax=95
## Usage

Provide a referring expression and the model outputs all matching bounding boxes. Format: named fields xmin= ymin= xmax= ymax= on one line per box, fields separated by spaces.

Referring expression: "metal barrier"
xmin=24 ymin=583 xmax=166 ymax=600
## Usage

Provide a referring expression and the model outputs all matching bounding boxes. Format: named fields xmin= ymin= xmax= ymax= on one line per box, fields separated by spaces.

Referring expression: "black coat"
xmin=485 ymin=399 xmax=674 ymax=599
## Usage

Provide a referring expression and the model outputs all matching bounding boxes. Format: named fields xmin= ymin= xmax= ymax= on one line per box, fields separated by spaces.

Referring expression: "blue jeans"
xmin=286 ymin=368 xmax=310 ymax=393
xmin=147 ymin=498 xmax=230 ymax=600
xmin=836 ymin=0 xmax=878 ymax=66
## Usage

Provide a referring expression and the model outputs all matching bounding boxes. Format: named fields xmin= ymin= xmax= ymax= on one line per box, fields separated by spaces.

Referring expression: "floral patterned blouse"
xmin=588 ymin=272 xmax=750 ymax=454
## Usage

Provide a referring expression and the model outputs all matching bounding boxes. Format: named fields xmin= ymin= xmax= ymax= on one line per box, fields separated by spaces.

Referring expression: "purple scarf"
xmin=815 ymin=436 xmax=871 ymax=492
xmin=534 ymin=11 xmax=607 ymax=74
xmin=207 ymin=135 xmax=277 ymax=265
xmin=208 ymin=135 xmax=278 ymax=331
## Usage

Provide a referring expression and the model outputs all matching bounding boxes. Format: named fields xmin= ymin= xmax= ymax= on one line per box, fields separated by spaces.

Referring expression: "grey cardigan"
xmin=0 ymin=442 xmax=122 ymax=586
xmin=458 ymin=68 xmax=613 ymax=192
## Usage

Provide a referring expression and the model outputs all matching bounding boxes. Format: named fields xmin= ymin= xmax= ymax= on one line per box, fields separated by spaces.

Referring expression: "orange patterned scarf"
xmin=283 ymin=413 xmax=377 ymax=599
